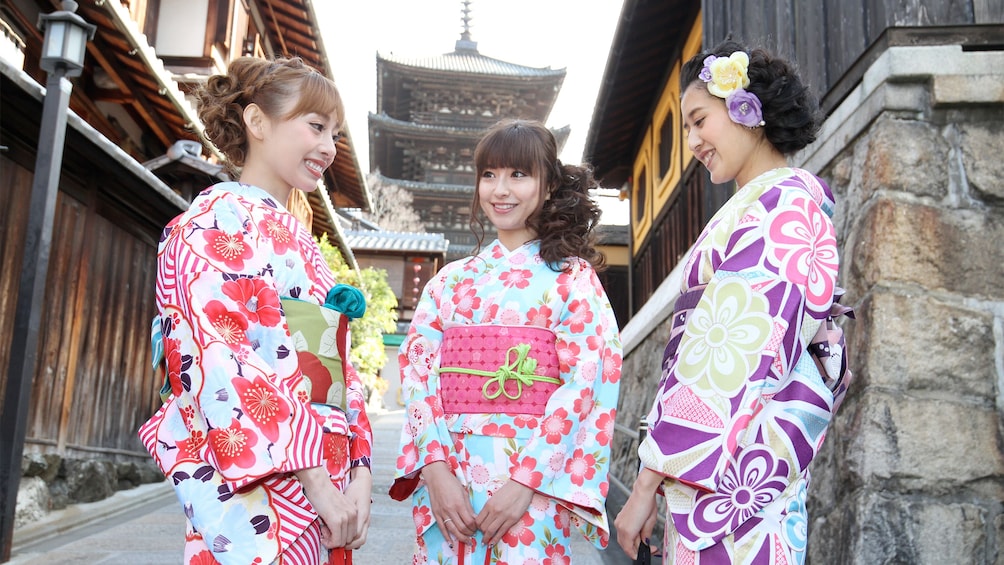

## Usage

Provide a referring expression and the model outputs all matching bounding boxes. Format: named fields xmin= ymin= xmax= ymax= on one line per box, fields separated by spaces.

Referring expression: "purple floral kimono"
xmin=639 ymin=168 xmax=842 ymax=564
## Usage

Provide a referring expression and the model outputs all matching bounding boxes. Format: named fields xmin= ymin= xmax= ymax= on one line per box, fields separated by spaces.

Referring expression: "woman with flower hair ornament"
xmin=138 ymin=57 xmax=373 ymax=565
xmin=391 ymin=119 xmax=622 ymax=564
xmin=614 ymin=40 xmax=853 ymax=564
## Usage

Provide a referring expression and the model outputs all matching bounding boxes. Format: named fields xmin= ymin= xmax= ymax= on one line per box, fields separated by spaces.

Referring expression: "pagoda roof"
xmin=369 ymin=113 xmax=571 ymax=146
xmin=369 ymin=112 xmax=487 ymax=137
xmin=373 ymin=173 xmax=474 ymax=196
xmin=377 ymin=49 xmax=565 ymax=79
xmin=345 ymin=230 xmax=449 ymax=254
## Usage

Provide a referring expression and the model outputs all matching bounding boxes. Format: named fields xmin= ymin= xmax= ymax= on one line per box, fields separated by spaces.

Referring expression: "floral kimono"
xmin=639 ymin=168 xmax=843 ymax=564
xmin=392 ymin=240 xmax=622 ymax=564
xmin=138 ymin=182 xmax=372 ymax=565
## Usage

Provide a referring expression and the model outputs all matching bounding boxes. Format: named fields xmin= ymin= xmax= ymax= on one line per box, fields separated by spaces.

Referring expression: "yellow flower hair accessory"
xmin=699 ymin=52 xmax=764 ymax=128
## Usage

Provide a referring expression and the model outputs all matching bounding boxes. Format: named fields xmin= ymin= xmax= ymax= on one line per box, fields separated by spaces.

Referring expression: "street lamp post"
xmin=0 ymin=1 xmax=95 ymax=561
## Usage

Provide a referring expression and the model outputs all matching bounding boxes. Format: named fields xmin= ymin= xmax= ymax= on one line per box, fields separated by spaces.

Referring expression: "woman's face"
xmin=681 ymin=83 xmax=763 ymax=186
xmin=478 ymin=165 xmax=542 ymax=250
xmin=243 ymin=95 xmax=340 ymax=200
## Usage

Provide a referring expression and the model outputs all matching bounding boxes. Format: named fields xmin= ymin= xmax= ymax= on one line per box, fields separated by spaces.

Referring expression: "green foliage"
xmin=317 ymin=235 xmax=398 ymax=397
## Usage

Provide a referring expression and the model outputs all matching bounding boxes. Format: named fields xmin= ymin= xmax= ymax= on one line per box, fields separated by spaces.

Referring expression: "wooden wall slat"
xmin=0 ymin=156 xmax=32 ymax=400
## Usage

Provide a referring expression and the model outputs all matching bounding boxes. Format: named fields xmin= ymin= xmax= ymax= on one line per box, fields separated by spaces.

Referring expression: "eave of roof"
xmin=377 ymin=49 xmax=566 ymax=78
xmin=345 ymin=230 xmax=449 ymax=254
xmin=583 ymin=0 xmax=699 ymax=188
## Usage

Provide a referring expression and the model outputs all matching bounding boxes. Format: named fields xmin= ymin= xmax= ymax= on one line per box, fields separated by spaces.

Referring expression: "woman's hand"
xmin=476 ymin=479 xmax=534 ymax=547
xmin=614 ymin=468 xmax=662 ymax=560
xmin=295 ymin=466 xmax=358 ymax=548
xmin=421 ymin=461 xmax=478 ymax=547
xmin=343 ymin=466 xmax=373 ymax=550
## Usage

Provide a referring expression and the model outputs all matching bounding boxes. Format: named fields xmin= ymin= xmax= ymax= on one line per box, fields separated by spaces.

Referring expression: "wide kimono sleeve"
xmin=509 ymin=260 xmax=623 ymax=543
xmin=639 ymin=179 xmax=839 ymax=546
xmin=151 ymin=194 xmax=327 ymax=492
xmin=390 ymin=269 xmax=455 ymax=498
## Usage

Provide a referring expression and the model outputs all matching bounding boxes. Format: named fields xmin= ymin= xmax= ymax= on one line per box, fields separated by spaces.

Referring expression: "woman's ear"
xmin=243 ymin=103 xmax=266 ymax=140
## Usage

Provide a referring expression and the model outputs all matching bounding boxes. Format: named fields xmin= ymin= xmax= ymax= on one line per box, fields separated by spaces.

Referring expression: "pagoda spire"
xmin=455 ymin=0 xmax=478 ymax=52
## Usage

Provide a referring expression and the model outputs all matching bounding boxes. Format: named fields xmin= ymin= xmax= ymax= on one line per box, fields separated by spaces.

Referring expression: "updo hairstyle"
xmin=681 ymin=40 xmax=821 ymax=154
xmin=195 ymin=57 xmax=344 ymax=173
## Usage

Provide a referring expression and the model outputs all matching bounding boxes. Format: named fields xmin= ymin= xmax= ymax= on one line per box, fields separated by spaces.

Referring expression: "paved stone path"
xmin=8 ymin=409 xmax=609 ymax=564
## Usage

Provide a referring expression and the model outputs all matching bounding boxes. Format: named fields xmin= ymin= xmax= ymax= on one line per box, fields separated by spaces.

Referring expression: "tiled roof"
xmin=345 ymin=230 xmax=450 ymax=254
xmin=377 ymin=49 xmax=565 ymax=78
xmin=372 ymin=173 xmax=473 ymax=195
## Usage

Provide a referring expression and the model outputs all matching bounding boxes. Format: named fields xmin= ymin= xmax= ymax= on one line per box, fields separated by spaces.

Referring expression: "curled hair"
xmin=195 ymin=57 xmax=344 ymax=173
xmin=471 ymin=119 xmax=606 ymax=272
xmin=681 ymin=40 xmax=821 ymax=154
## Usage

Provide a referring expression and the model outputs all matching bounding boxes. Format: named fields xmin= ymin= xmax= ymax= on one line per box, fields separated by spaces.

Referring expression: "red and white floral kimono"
xmin=392 ymin=240 xmax=622 ymax=564
xmin=139 ymin=182 xmax=372 ymax=565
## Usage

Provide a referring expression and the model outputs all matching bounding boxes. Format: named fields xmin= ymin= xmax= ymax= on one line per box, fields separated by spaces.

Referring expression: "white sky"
xmin=312 ymin=1 xmax=630 ymax=224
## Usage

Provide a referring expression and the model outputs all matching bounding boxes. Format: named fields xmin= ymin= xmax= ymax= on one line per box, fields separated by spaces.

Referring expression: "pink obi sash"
xmin=438 ymin=325 xmax=562 ymax=416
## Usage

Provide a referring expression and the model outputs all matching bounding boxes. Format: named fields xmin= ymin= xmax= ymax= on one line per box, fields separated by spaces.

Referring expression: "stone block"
xmin=811 ymin=491 xmax=997 ymax=565
xmin=60 ymin=459 xmax=117 ymax=504
xmin=958 ymin=121 xmax=1004 ymax=203
xmin=849 ymin=198 xmax=1004 ymax=300
xmin=21 ymin=452 xmax=62 ymax=483
xmin=14 ymin=476 xmax=50 ymax=529
xmin=844 ymin=393 xmax=1004 ymax=491
xmin=851 ymin=289 xmax=996 ymax=396
xmin=861 ymin=118 xmax=947 ymax=199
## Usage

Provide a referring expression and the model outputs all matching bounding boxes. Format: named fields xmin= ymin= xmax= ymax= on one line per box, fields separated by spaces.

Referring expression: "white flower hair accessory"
xmin=700 ymin=52 xmax=766 ymax=128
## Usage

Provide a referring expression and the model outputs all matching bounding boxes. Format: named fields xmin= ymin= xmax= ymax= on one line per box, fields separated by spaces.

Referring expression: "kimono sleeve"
xmin=390 ymin=271 xmax=454 ymax=500
xmin=509 ymin=261 xmax=623 ymax=541
xmin=343 ymin=350 xmax=373 ymax=469
xmin=640 ymin=183 xmax=839 ymax=497
xmin=160 ymin=199 xmax=327 ymax=492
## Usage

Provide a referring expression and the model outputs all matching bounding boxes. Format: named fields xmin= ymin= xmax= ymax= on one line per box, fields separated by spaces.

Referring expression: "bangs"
xmin=475 ymin=124 xmax=548 ymax=177
xmin=283 ymin=72 xmax=344 ymax=125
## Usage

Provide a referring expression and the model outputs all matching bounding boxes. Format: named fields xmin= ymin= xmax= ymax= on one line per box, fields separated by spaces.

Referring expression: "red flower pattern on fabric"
xmin=451 ymin=278 xmax=481 ymax=317
xmin=544 ymin=542 xmax=571 ymax=565
xmin=188 ymin=550 xmax=217 ymax=565
xmin=482 ymin=422 xmax=517 ymax=438
xmin=595 ymin=412 xmax=614 ymax=446
xmin=511 ymin=456 xmax=544 ymax=488
xmin=398 ymin=443 xmax=419 ymax=472
xmin=221 ymin=278 xmax=282 ymax=327
xmin=526 ymin=304 xmax=554 ymax=327
xmin=500 ymin=268 xmax=532 ymax=289
xmin=502 ymin=514 xmax=536 ymax=547
xmin=208 ymin=418 xmax=259 ymax=470
xmin=203 ymin=300 xmax=249 ymax=348
xmin=413 ymin=505 xmax=433 ymax=529
xmin=233 ymin=376 xmax=292 ymax=443
xmin=540 ymin=408 xmax=573 ymax=444
xmin=556 ymin=341 xmax=581 ymax=374
xmin=202 ymin=228 xmax=253 ymax=271
xmin=565 ymin=448 xmax=597 ymax=486
xmin=258 ymin=215 xmax=299 ymax=255
xmin=565 ymin=299 xmax=594 ymax=333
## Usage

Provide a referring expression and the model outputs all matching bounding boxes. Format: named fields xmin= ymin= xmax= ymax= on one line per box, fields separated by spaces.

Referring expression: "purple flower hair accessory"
xmin=727 ymin=89 xmax=765 ymax=128
xmin=699 ymin=51 xmax=765 ymax=128
xmin=698 ymin=55 xmax=716 ymax=83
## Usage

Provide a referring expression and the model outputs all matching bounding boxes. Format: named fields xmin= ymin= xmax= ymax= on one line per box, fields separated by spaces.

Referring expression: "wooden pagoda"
xmin=368 ymin=6 xmax=567 ymax=259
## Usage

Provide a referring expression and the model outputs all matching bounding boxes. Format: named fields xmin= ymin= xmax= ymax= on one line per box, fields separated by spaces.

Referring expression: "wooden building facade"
xmin=0 ymin=0 xmax=369 ymax=525
xmin=586 ymin=0 xmax=1004 ymax=562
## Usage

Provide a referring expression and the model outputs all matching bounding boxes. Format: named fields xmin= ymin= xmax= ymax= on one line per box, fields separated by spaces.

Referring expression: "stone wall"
xmin=15 ymin=452 xmax=162 ymax=528
xmin=610 ymin=43 xmax=1004 ymax=563
xmin=802 ymin=44 xmax=1004 ymax=564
